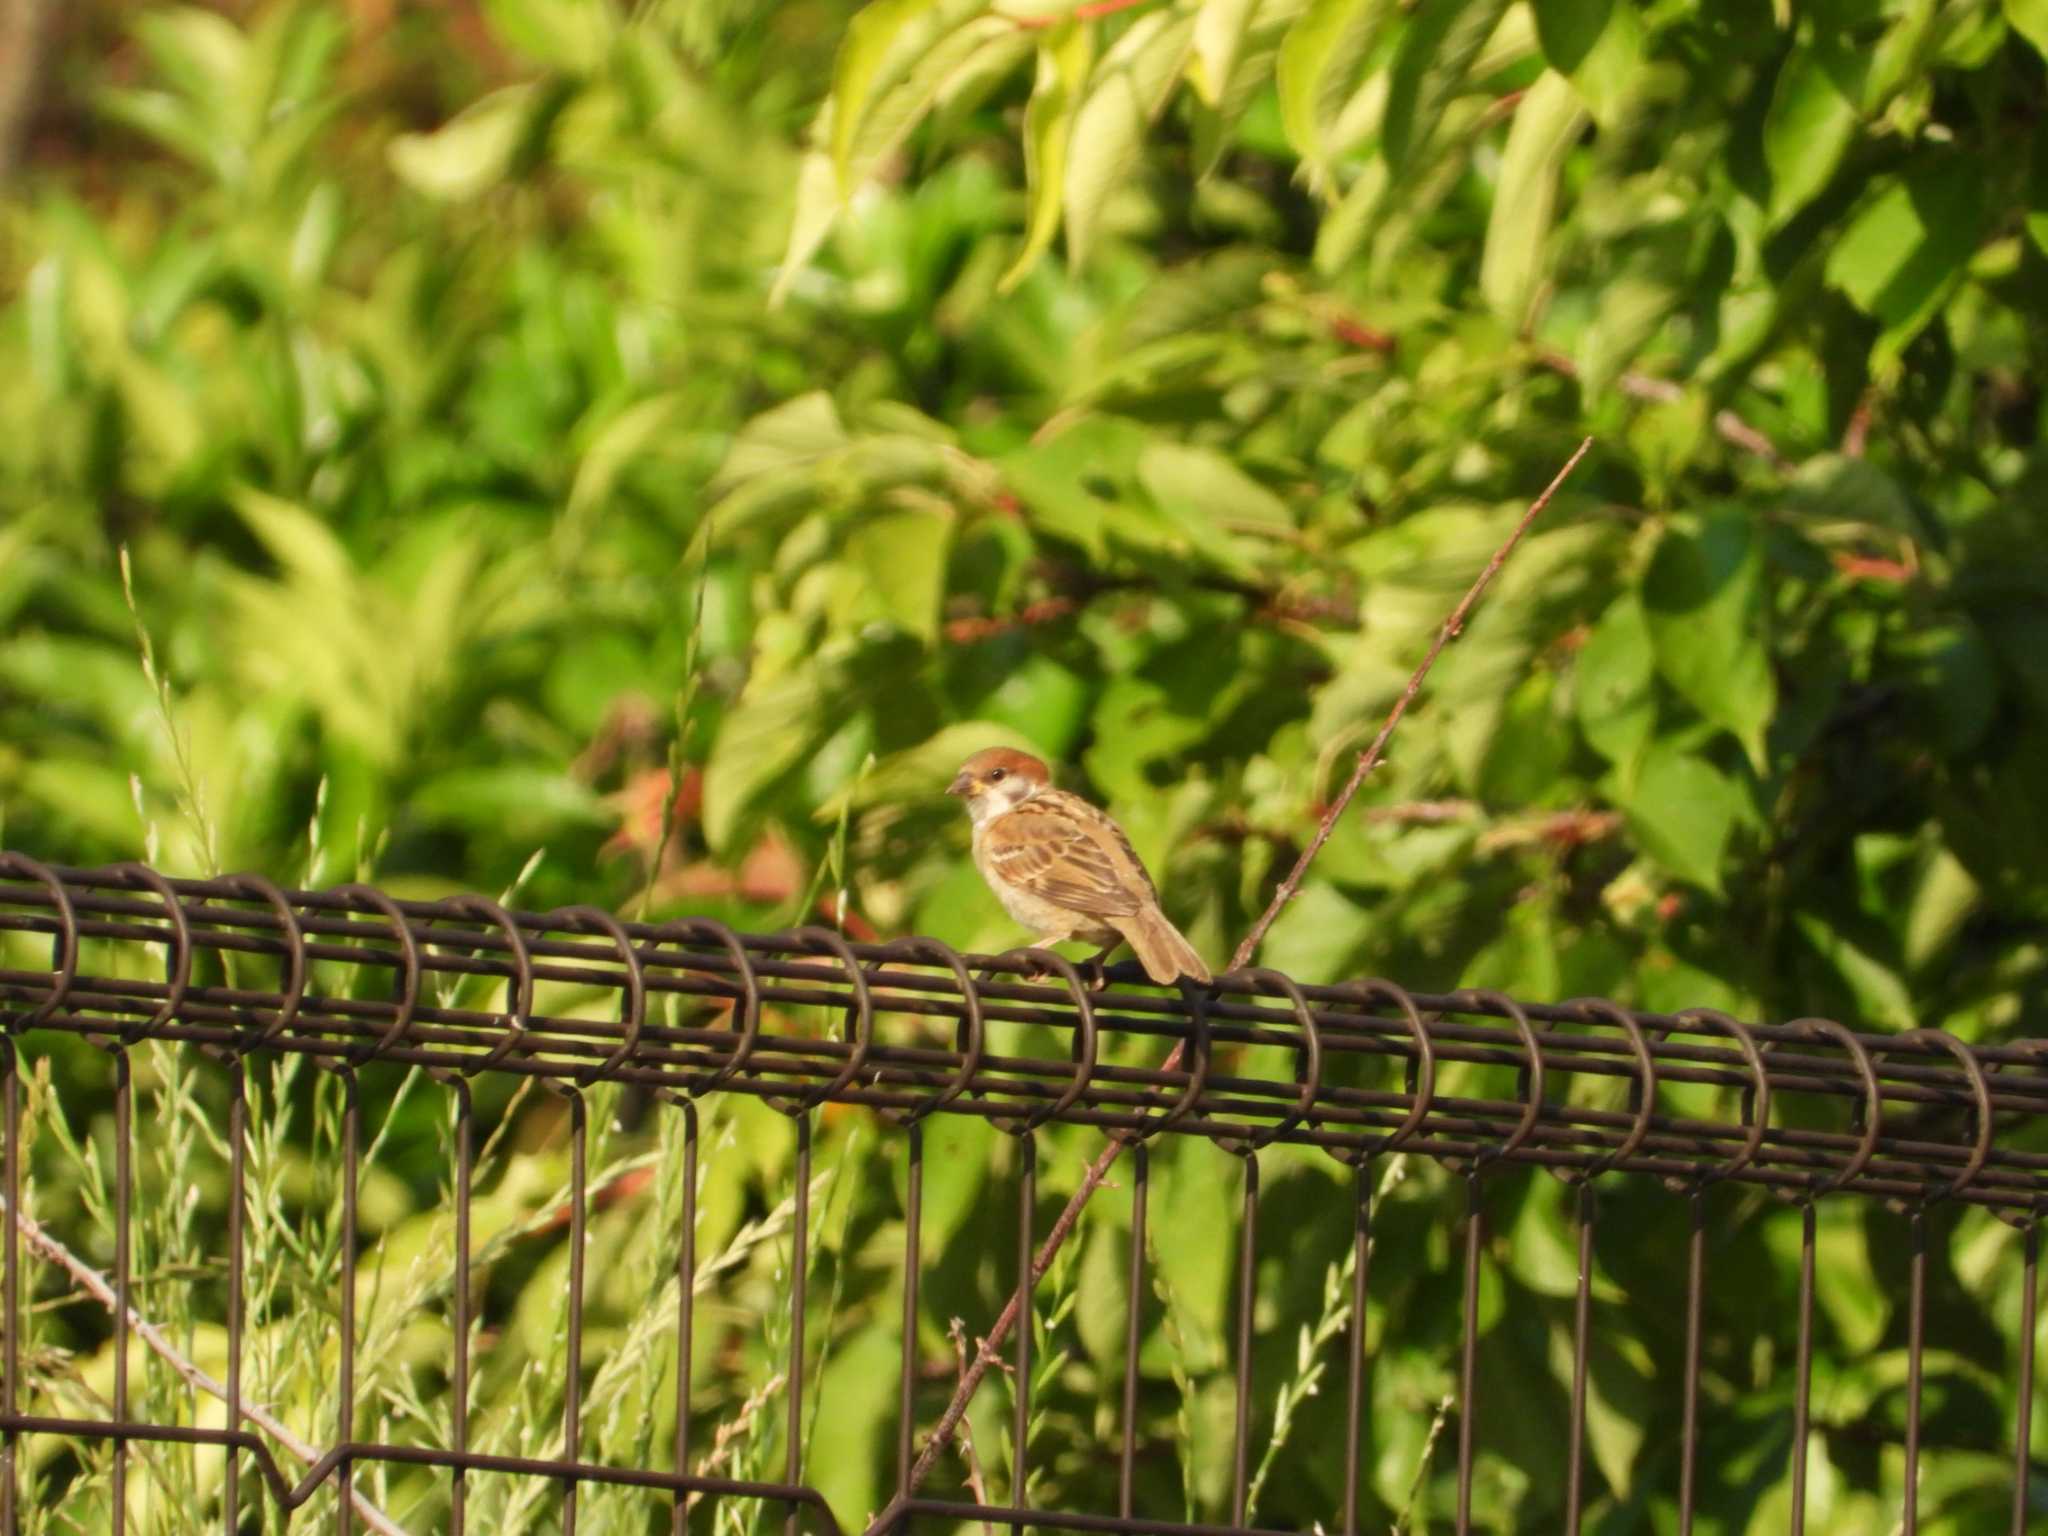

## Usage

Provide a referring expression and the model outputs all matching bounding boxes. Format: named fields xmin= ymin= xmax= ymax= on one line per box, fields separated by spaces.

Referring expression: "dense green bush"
xmin=1 ymin=0 xmax=2044 ymax=1530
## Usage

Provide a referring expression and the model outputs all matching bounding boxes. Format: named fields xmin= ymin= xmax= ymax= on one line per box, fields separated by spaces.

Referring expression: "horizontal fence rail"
xmin=0 ymin=854 xmax=2043 ymax=1536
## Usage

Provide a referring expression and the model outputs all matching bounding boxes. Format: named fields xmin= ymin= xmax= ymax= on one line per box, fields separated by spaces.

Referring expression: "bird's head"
xmin=946 ymin=748 xmax=1049 ymax=824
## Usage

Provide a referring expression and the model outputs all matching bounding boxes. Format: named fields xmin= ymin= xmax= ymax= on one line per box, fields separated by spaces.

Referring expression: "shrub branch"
xmin=902 ymin=436 xmax=1595 ymax=1497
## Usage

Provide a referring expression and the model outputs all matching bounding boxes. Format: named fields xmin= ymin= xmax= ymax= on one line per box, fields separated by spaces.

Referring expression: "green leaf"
xmin=1809 ymin=1208 xmax=1890 ymax=1354
xmin=997 ymin=415 xmax=1151 ymax=560
xmin=714 ymin=392 xmax=850 ymax=489
xmin=1479 ymin=70 xmax=1588 ymax=329
xmin=1190 ymin=0 xmax=1260 ymax=106
xmin=779 ymin=4 xmax=1012 ymax=302
xmin=1557 ymin=1321 xmax=1652 ymax=1499
xmin=1825 ymin=156 xmax=1987 ymax=355
xmin=1641 ymin=512 xmax=1776 ymax=768
xmin=845 ymin=505 xmax=952 ymax=643
xmin=1615 ymin=742 xmax=1744 ymax=894
xmin=771 ymin=148 xmax=841 ymax=309
xmin=839 ymin=15 xmax=1018 ymax=191
xmin=1576 ymin=268 xmax=1678 ymax=397
xmin=1574 ymin=594 xmax=1655 ymax=773
xmin=566 ymin=392 xmax=683 ymax=526
xmin=701 ymin=663 xmax=829 ymax=853
xmin=1794 ymin=911 xmax=1916 ymax=1031
xmin=808 ymin=1325 xmax=899 ymax=1522
xmin=1260 ymin=880 xmax=1375 ymax=981
xmin=1380 ymin=0 xmax=1511 ymax=171
xmin=480 ymin=0 xmax=615 ymax=72
xmin=408 ymin=767 xmax=608 ymax=837
xmin=828 ymin=0 xmax=950 ymax=193
xmin=1782 ymin=454 xmax=1930 ymax=543
xmin=1763 ymin=42 xmax=1862 ymax=226
xmin=1064 ymin=9 xmax=1199 ymax=270
xmin=388 ymin=84 xmax=543 ymax=201
xmin=1903 ymin=846 xmax=1979 ymax=973
xmin=1135 ymin=440 xmax=1293 ymax=574
xmin=1533 ymin=0 xmax=1643 ymax=125
xmin=1276 ymin=0 xmax=1397 ymax=196
xmin=1002 ymin=22 xmax=1094 ymax=291
xmin=2006 ymin=0 xmax=2048 ymax=57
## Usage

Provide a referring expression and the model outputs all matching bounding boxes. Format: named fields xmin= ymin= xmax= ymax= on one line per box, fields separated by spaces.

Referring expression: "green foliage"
xmin=3 ymin=0 xmax=2047 ymax=1531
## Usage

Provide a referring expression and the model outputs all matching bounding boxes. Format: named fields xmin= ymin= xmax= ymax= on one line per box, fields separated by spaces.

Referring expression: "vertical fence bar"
xmin=562 ymin=1090 xmax=589 ymax=1536
xmin=1230 ymin=1153 xmax=1259 ymax=1528
xmin=1343 ymin=1161 xmax=1374 ymax=1536
xmin=1456 ymin=1172 xmax=1483 ymax=1536
xmin=785 ymin=1112 xmax=811 ymax=1536
xmin=2 ymin=1040 xmax=18 ymax=1536
xmin=448 ymin=1080 xmax=473 ymax=1536
xmin=110 ymin=1048 xmax=131 ymax=1536
xmin=1678 ymin=1192 xmax=1705 ymax=1536
xmin=2015 ymin=1222 xmax=2039 ymax=1536
xmin=338 ymin=1071 xmax=359 ymax=1536
xmin=1013 ymin=1133 xmax=1038 ymax=1511
xmin=1564 ymin=1184 xmax=1596 ymax=1536
xmin=1790 ymin=1202 xmax=1817 ymax=1536
xmin=1904 ymin=1209 xmax=1927 ymax=1535
xmin=673 ymin=1100 xmax=699 ymax=1536
xmin=896 ymin=1122 xmax=923 ymax=1498
xmin=1119 ymin=1140 xmax=1148 ymax=1523
xmin=224 ymin=1062 xmax=246 ymax=1534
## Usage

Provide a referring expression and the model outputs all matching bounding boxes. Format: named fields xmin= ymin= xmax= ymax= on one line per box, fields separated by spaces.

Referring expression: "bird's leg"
xmin=1077 ymin=941 xmax=1122 ymax=991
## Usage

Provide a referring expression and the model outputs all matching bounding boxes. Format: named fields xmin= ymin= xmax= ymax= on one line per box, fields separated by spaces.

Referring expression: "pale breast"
xmin=973 ymin=829 xmax=1117 ymax=943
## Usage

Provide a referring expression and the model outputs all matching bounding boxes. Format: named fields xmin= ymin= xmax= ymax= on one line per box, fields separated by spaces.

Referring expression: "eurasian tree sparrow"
xmin=946 ymin=748 xmax=1212 ymax=986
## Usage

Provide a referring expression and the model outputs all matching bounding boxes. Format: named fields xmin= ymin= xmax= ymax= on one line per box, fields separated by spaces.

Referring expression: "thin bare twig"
xmin=904 ymin=438 xmax=1596 ymax=1495
xmin=5 ymin=1200 xmax=410 ymax=1536
xmin=1228 ymin=435 xmax=1594 ymax=971
xmin=946 ymin=1320 xmax=998 ymax=1536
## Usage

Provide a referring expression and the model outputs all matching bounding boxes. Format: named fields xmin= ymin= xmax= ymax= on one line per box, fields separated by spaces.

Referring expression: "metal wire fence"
xmin=0 ymin=854 xmax=2041 ymax=1534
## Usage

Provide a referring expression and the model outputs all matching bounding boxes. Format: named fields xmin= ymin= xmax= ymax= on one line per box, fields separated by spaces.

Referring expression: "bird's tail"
xmin=1118 ymin=907 xmax=1213 ymax=986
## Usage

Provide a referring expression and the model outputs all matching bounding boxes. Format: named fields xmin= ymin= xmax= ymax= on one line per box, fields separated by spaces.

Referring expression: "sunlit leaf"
xmin=1190 ymin=0 xmax=1260 ymax=106
xmin=1615 ymin=742 xmax=1744 ymax=894
xmin=1763 ymin=41 xmax=1862 ymax=226
xmin=389 ymin=84 xmax=545 ymax=201
xmin=1002 ymin=22 xmax=1095 ymax=290
xmin=1825 ymin=156 xmax=1987 ymax=355
xmin=1380 ymin=0 xmax=1512 ymax=171
xmin=1479 ymin=69 xmax=1588 ymax=329
xmin=1533 ymin=0 xmax=1643 ymax=124
xmin=1064 ymin=7 xmax=1199 ymax=269
xmin=1276 ymin=0 xmax=1396 ymax=196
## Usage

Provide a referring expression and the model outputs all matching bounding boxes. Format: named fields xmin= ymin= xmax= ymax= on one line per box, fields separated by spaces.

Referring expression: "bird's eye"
xmin=989 ymin=768 xmax=1007 ymax=781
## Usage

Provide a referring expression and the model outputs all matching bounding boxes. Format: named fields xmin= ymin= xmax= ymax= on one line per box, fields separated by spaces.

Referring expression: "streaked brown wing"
xmin=982 ymin=804 xmax=1143 ymax=917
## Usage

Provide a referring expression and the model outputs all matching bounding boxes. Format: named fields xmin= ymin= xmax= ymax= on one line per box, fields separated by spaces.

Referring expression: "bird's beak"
xmin=945 ymin=771 xmax=973 ymax=799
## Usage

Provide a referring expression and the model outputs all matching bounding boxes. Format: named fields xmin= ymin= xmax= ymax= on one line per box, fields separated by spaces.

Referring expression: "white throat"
xmin=968 ymin=776 xmax=1039 ymax=828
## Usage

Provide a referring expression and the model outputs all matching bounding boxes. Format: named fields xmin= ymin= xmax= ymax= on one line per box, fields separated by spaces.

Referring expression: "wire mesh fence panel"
xmin=0 ymin=855 xmax=2042 ymax=1535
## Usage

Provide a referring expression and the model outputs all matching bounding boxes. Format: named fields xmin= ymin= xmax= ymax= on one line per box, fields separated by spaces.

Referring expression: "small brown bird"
xmin=947 ymin=748 xmax=1212 ymax=986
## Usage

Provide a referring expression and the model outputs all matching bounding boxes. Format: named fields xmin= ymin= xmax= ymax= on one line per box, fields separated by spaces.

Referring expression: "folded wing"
xmin=980 ymin=802 xmax=1143 ymax=916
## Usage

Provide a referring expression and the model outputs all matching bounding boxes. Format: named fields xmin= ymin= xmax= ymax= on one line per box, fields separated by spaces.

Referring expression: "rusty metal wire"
xmin=0 ymin=854 xmax=2042 ymax=1536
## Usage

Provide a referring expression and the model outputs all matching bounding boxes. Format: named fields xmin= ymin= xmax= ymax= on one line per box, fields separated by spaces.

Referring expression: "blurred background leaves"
xmin=1 ymin=0 xmax=2045 ymax=1530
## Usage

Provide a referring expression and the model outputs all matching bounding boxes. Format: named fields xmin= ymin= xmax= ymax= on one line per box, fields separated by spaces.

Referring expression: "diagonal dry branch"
xmin=903 ymin=436 xmax=1596 ymax=1495
xmin=5 ymin=1200 xmax=410 ymax=1536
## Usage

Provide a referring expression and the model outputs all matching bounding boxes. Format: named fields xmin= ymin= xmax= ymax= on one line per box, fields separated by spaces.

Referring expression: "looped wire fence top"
xmin=2 ymin=855 xmax=2047 ymax=1536
xmin=0 ymin=857 xmax=2042 ymax=1210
